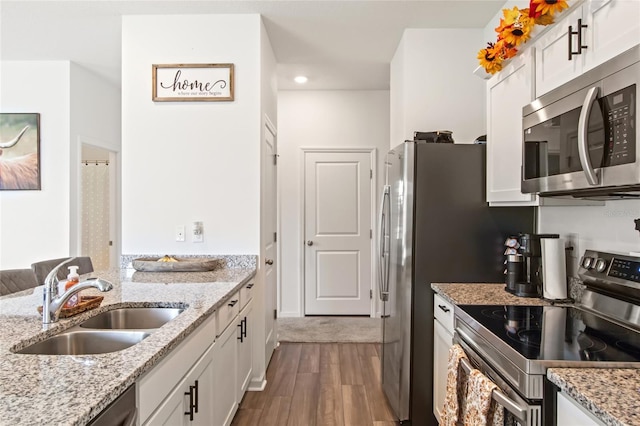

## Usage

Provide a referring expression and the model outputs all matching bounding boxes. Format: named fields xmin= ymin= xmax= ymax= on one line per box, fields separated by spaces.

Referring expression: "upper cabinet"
xmin=486 ymin=49 xmax=538 ymax=205
xmin=485 ymin=0 xmax=637 ymax=205
xmin=535 ymin=0 xmax=640 ymax=97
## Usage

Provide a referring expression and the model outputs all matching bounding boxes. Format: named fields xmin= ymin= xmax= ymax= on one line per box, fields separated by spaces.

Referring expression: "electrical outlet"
xmin=565 ymin=233 xmax=580 ymax=277
xmin=176 ymin=225 xmax=185 ymax=242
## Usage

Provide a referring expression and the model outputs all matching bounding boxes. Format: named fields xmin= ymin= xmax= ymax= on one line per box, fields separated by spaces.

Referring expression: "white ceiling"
xmin=0 ymin=0 xmax=502 ymax=91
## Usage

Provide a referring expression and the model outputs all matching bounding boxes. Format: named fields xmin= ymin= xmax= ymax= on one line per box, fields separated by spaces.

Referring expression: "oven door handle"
xmin=577 ymin=86 xmax=600 ymax=186
xmin=458 ymin=357 xmax=528 ymax=424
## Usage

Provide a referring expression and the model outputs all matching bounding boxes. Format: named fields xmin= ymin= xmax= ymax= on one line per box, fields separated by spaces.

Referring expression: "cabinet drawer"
xmin=434 ymin=293 xmax=454 ymax=333
xmin=217 ymin=292 xmax=240 ymax=337
xmin=239 ymin=282 xmax=254 ymax=309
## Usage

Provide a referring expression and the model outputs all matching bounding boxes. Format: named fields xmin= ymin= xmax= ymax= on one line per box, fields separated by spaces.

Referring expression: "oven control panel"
xmin=579 ymin=250 xmax=640 ymax=286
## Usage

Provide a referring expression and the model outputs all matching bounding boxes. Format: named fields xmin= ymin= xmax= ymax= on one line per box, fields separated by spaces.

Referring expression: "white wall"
xmin=121 ymin=15 xmax=263 ymax=255
xmin=539 ymin=201 xmax=640 ymax=264
xmin=0 ymin=61 xmax=71 ymax=269
xmin=277 ymin=90 xmax=390 ymax=317
xmin=0 ymin=61 xmax=121 ymax=270
xmin=390 ymin=29 xmax=486 ymax=146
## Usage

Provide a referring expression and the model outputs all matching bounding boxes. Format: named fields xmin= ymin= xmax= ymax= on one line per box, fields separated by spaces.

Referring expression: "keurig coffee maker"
xmin=505 ymin=233 xmax=559 ymax=297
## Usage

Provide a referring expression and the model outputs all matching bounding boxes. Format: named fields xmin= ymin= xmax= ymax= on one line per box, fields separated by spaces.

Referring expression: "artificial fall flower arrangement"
xmin=478 ymin=0 xmax=570 ymax=75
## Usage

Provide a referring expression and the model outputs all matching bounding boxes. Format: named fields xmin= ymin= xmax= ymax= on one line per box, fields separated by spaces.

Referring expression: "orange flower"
xmin=499 ymin=7 xmax=535 ymax=46
xmin=478 ymin=43 xmax=504 ymax=74
xmin=495 ymin=39 xmax=518 ymax=60
xmin=532 ymin=0 xmax=569 ymax=17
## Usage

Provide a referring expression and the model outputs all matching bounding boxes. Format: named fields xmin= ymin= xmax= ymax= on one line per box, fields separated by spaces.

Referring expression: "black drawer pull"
xmin=237 ymin=322 xmax=244 ymax=342
xmin=228 ymin=299 xmax=238 ymax=307
xmin=246 ymin=283 xmax=254 ymax=289
xmin=194 ymin=380 xmax=199 ymax=413
xmin=438 ymin=304 xmax=450 ymax=313
xmin=184 ymin=384 xmax=195 ymax=421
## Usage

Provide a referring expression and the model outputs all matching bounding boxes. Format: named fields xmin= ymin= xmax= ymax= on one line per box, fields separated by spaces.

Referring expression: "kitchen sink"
xmin=15 ymin=307 xmax=184 ymax=355
xmin=16 ymin=330 xmax=150 ymax=355
xmin=79 ymin=307 xmax=184 ymax=330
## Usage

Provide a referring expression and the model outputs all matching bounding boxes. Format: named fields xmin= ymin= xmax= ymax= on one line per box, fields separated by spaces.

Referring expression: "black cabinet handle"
xmin=568 ymin=18 xmax=588 ymax=60
xmin=438 ymin=304 xmax=450 ymax=313
xmin=237 ymin=322 xmax=244 ymax=342
xmin=184 ymin=384 xmax=195 ymax=421
xmin=246 ymin=283 xmax=254 ymax=289
xmin=228 ymin=299 xmax=238 ymax=307
xmin=242 ymin=317 xmax=247 ymax=338
xmin=194 ymin=380 xmax=199 ymax=414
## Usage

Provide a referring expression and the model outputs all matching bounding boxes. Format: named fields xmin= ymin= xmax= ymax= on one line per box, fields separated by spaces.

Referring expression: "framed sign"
xmin=0 ymin=113 xmax=41 ymax=190
xmin=152 ymin=63 xmax=234 ymax=102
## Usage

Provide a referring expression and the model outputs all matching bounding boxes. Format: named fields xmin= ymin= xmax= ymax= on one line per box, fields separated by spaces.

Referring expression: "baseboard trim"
xmin=248 ymin=378 xmax=267 ymax=391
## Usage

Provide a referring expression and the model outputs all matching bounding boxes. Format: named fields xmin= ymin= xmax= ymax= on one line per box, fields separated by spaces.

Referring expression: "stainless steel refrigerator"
xmin=378 ymin=141 xmax=534 ymax=425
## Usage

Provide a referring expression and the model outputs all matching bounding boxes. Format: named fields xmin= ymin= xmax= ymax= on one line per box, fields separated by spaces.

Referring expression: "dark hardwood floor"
xmin=232 ymin=342 xmax=399 ymax=426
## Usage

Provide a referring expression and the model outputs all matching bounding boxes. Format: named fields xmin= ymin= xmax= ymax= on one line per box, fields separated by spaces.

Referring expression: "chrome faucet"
xmin=42 ymin=258 xmax=113 ymax=327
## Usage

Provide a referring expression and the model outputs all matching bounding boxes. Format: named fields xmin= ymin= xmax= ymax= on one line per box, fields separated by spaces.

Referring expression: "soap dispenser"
xmin=64 ymin=265 xmax=80 ymax=308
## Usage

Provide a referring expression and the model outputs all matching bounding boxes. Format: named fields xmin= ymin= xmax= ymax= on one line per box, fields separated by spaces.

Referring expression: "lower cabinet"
xmin=556 ymin=391 xmax=604 ymax=426
xmin=144 ymin=341 xmax=216 ymax=425
xmin=433 ymin=294 xmax=454 ymax=423
xmin=236 ymin=299 xmax=253 ymax=402
xmin=212 ymin=311 xmax=239 ymax=426
xmin=139 ymin=284 xmax=256 ymax=426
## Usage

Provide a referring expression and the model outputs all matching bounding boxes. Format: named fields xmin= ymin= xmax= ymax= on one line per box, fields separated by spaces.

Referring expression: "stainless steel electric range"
xmin=454 ymin=250 xmax=640 ymax=426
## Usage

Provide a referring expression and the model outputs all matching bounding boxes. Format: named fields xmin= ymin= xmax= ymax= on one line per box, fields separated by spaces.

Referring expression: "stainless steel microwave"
xmin=522 ymin=45 xmax=639 ymax=199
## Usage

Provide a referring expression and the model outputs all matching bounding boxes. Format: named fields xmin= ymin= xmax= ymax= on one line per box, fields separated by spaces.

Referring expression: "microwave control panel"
xmin=604 ymin=84 xmax=636 ymax=167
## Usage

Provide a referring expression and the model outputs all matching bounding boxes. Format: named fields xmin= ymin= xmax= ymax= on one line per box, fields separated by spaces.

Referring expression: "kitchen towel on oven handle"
xmin=463 ymin=368 xmax=503 ymax=426
xmin=440 ymin=344 xmax=468 ymax=426
xmin=459 ymin=355 xmax=528 ymax=426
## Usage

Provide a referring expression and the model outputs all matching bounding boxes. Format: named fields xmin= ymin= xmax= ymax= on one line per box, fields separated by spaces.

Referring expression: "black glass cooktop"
xmin=458 ymin=305 xmax=640 ymax=362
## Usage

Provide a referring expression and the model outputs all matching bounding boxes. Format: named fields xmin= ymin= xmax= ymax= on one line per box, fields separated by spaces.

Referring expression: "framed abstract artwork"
xmin=0 ymin=113 xmax=41 ymax=190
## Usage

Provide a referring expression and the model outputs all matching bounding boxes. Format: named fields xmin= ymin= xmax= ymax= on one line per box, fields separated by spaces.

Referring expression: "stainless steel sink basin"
xmin=16 ymin=330 xmax=150 ymax=355
xmin=79 ymin=307 xmax=184 ymax=330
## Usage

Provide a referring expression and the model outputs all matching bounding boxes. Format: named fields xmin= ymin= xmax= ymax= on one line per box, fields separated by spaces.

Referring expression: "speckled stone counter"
xmin=548 ymin=368 xmax=640 ymax=426
xmin=0 ymin=260 xmax=256 ymax=426
xmin=431 ymin=283 xmax=549 ymax=306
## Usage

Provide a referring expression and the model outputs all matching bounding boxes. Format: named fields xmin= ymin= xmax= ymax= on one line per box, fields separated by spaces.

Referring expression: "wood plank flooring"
xmin=232 ymin=343 xmax=399 ymax=426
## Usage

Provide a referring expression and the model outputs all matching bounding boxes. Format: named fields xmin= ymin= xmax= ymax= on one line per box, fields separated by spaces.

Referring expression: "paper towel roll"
xmin=541 ymin=238 xmax=567 ymax=300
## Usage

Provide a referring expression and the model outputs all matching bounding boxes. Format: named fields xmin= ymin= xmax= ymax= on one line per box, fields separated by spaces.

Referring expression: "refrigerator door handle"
xmin=378 ymin=185 xmax=390 ymax=301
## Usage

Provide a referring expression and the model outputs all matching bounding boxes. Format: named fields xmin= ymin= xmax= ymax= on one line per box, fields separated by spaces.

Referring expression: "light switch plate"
xmin=193 ymin=221 xmax=204 ymax=243
xmin=176 ymin=225 xmax=185 ymax=242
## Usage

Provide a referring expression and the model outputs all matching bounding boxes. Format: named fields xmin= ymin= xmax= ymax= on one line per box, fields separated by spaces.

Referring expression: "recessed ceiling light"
xmin=294 ymin=76 xmax=308 ymax=84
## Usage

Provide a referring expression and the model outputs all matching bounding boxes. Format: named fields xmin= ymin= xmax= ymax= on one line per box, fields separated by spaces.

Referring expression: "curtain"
xmin=81 ymin=163 xmax=110 ymax=270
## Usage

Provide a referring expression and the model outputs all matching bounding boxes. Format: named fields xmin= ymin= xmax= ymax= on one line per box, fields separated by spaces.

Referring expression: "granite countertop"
xmin=432 ymin=282 xmax=638 ymax=426
xmin=548 ymin=368 xmax=640 ymax=426
xmin=0 ymin=259 xmax=256 ymax=426
xmin=431 ymin=283 xmax=549 ymax=306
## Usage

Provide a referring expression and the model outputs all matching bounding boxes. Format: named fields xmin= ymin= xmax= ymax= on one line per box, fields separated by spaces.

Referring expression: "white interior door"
xmin=304 ymin=150 xmax=373 ymax=315
xmin=262 ymin=120 xmax=277 ymax=366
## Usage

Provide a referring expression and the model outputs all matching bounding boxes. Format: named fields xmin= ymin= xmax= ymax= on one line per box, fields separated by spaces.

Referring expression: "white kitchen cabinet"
xmin=556 ymin=391 xmax=605 ymax=426
xmin=138 ymin=312 xmax=216 ymax=424
xmin=535 ymin=0 xmax=640 ymax=97
xmin=486 ymin=50 xmax=539 ymax=205
xmin=143 ymin=341 xmax=216 ymax=426
xmin=237 ymin=298 xmax=253 ymax=401
xmin=139 ymin=285 xmax=257 ymax=426
xmin=433 ymin=293 xmax=454 ymax=423
xmin=213 ymin=312 xmax=239 ymax=426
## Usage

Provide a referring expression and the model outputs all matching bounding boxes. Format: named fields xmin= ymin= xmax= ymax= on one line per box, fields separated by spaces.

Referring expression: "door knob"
xmin=307 ymin=240 xmax=314 ymax=246
xmin=265 ymin=259 xmax=274 ymax=265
